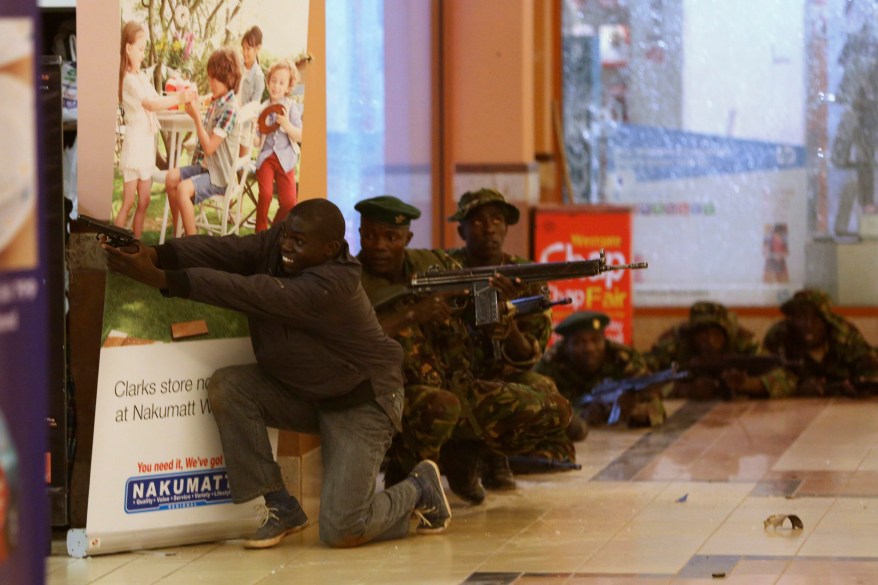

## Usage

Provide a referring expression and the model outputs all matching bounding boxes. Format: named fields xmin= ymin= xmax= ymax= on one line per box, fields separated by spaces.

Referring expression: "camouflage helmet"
xmin=447 ymin=188 xmax=520 ymax=225
xmin=681 ymin=301 xmax=737 ymax=339
xmin=780 ymin=289 xmax=834 ymax=321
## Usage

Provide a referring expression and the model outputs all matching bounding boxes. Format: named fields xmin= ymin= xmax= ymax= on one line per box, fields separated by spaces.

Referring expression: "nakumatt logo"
xmin=538 ymin=242 xmax=626 ymax=289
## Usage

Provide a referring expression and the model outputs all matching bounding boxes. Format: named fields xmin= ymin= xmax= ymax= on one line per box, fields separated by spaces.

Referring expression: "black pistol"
xmin=77 ymin=215 xmax=136 ymax=249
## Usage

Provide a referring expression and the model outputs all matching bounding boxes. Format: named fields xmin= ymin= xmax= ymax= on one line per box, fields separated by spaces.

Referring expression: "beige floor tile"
xmin=699 ymin=496 xmax=833 ymax=557
xmin=565 ymin=578 xmax=672 ymax=585
xmin=477 ymin=544 xmax=594 ymax=573
xmin=580 ymin=534 xmax=706 ymax=575
xmin=858 ymin=447 xmax=878 ymax=471
xmin=774 ymin=402 xmax=878 ymax=471
xmin=780 ymin=558 xmax=878 ymax=580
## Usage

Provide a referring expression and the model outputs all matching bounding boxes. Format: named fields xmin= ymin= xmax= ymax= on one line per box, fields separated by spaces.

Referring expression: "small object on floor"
xmin=712 ymin=572 xmax=726 ymax=578
xmin=676 ymin=493 xmax=688 ymax=503
xmin=171 ymin=319 xmax=209 ymax=340
xmin=763 ymin=513 xmax=804 ymax=530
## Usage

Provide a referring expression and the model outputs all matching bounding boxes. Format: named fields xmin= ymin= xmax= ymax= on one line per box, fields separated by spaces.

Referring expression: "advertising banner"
xmin=0 ymin=6 xmax=46 ymax=585
xmin=605 ymin=124 xmax=808 ymax=307
xmin=68 ymin=338 xmax=276 ymax=557
xmin=70 ymin=0 xmax=311 ymax=557
xmin=533 ymin=206 xmax=634 ymax=345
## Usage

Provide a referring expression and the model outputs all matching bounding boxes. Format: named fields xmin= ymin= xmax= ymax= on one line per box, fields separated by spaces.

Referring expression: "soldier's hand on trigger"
xmin=407 ymin=292 xmax=461 ymax=325
xmin=487 ymin=273 xmax=523 ymax=304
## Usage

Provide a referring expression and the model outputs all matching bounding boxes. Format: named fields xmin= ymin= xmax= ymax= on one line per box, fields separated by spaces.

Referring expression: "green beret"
xmin=554 ymin=311 xmax=610 ymax=336
xmin=354 ymin=195 xmax=422 ymax=226
xmin=447 ymin=188 xmax=520 ymax=224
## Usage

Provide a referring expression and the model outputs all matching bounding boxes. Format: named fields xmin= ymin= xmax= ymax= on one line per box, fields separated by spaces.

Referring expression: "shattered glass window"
xmin=562 ymin=0 xmax=877 ymax=307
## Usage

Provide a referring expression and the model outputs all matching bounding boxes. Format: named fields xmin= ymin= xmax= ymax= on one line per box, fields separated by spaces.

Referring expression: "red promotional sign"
xmin=532 ymin=205 xmax=634 ymax=344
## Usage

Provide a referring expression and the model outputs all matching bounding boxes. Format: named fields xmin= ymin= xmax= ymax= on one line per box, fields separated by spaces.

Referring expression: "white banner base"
xmin=66 ymin=516 xmax=256 ymax=558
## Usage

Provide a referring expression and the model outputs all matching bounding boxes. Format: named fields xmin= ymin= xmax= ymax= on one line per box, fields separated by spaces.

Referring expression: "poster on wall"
xmin=69 ymin=0 xmax=311 ymax=557
xmin=605 ymin=124 xmax=807 ymax=307
xmin=532 ymin=206 xmax=635 ymax=345
xmin=0 ymin=9 xmax=47 ymax=585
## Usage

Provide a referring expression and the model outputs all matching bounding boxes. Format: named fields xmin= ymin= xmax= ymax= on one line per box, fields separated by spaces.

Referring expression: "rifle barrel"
xmin=411 ymin=259 xmax=606 ymax=289
xmin=605 ymin=261 xmax=649 ymax=270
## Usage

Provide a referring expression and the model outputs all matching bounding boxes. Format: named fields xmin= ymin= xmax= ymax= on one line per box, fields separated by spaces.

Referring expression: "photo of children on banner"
xmin=0 ymin=18 xmax=37 ymax=272
xmin=103 ymin=0 xmax=311 ymax=345
xmin=112 ymin=0 xmax=310 ymax=243
xmin=116 ymin=21 xmax=197 ymax=240
xmin=254 ymin=59 xmax=302 ymax=232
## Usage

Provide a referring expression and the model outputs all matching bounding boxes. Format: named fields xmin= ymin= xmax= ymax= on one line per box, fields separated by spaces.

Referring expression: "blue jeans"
xmin=208 ymin=364 xmax=418 ymax=547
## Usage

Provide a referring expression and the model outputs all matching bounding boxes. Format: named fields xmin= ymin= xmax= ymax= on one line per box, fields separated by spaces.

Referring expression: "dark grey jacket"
xmin=155 ymin=226 xmax=404 ymax=428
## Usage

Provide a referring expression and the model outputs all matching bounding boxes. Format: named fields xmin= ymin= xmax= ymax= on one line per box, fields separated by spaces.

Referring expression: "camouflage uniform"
xmin=536 ymin=339 xmax=664 ymax=427
xmin=763 ymin=289 xmax=878 ymax=396
xmin=446 ymin=248 xmax=575 ymax=462
xmin=361 ymin=248 xmax=573 ymax=474
xmin=645 ymin=301 xmax=789 ymax=399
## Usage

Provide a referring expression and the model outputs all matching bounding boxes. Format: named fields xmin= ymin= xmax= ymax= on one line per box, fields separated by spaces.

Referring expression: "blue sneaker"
xmin=409 ymin=460 xmax=451 ymax=535
xmin=243 ymin=498 xmax=309 ymax=549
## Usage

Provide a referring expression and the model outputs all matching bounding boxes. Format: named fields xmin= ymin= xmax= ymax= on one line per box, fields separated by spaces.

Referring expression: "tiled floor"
xmin=47 ymin=398 xmax=878 ymax=584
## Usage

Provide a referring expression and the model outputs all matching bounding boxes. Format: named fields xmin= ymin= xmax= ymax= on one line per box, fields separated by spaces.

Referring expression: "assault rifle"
xmin=390 ymin=250 xmax=646 ymax=326
xmin=581 ymin=368 xmax=688 ymax=425
xmin=77 ymin=215 xmax=136 ymax=248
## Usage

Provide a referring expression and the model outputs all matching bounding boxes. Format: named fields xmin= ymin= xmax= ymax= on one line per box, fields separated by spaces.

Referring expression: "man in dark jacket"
xmin=103 ymin=199 xmax=450 ymax=550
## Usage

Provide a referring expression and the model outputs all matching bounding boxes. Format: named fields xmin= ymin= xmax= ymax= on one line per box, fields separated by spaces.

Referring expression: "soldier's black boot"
xmin=482 ymin=453 xmax=517 ymax=491
xmin=439 ymin=440 xmax=486 ymax=505
xmin=565 ymin=415 xmax=590 ymax=442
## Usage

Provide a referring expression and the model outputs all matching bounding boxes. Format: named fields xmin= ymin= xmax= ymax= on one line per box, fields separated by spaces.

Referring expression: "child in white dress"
xmin=116 ymin=21 xmax=194 ymax=238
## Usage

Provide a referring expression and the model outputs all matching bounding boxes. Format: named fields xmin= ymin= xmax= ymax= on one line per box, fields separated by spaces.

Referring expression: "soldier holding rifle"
xmin=536 ymin=311 xmax=665 ymax=432
xmin=355 ymin=195 xmax=574 ymax=505
xmin=763 ymin=289 xmax=878 ymax=397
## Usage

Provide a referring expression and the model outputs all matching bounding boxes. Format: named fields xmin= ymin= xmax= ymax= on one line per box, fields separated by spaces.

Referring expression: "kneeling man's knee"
xmin=207 ymin=367 xmax=244 ymax=416
xmin=320 ymin=520 xmax=368 ymax=549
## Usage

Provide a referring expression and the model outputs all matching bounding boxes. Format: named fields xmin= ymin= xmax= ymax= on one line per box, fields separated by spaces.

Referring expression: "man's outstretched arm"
xmin=103 ymin=243 xmax=168 ymax=290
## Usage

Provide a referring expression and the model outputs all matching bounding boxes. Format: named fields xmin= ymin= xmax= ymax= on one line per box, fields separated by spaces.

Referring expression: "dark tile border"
xmin=592 ymin=401 xmax=718 ymax=482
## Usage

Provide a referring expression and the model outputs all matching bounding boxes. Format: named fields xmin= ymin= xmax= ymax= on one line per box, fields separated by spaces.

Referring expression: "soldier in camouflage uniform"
xmin=645 ymin=301 xmax=787 ymax=399
xmin=355 ymin=195 xmax=572 ymax=505
xmin=763 ymin=289 xmax=878 ymax=396
xmin=536 ymin=311 xmax=664 ymax=432
xmin=446 ymin=188 xmax=575 ymax=485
